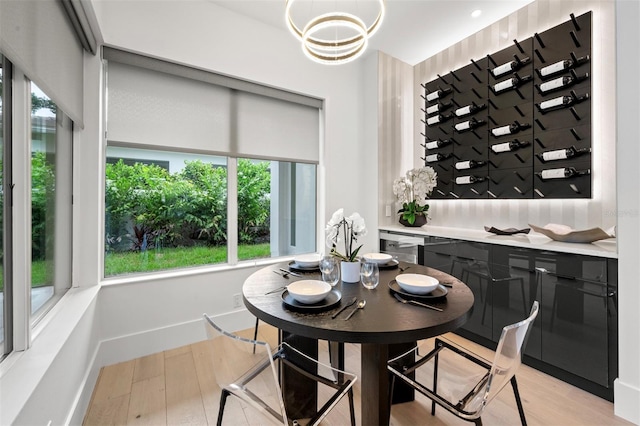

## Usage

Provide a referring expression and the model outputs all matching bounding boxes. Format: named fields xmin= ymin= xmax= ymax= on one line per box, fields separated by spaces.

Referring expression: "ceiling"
xmin=210 ymin=0 xmax=534 ymax=65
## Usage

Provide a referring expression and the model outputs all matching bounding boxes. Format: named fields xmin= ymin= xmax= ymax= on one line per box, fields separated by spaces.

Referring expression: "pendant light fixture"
xmin=285 ymin=0 xmax=386 ymax=65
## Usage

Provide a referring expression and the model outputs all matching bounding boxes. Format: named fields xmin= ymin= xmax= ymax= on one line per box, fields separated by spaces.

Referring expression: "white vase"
xmin=341 ymin=261 xmax=360 ymax=283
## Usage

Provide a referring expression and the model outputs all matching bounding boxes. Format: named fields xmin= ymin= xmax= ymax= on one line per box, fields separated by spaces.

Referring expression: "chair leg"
xmin=252 ymin=317 xmax=259 ymax=354
xmin=520 ymin=280 xmax=528 ymax=317
xmin=511 ymin=376 xmax=528 ymax=426
xmin=348 ymin=388 xmax=356 ymax=426
xmin=432 ymin=350 xmax=439 ymax=416
xmin=217 ymin=389 xmax=230 ymax=426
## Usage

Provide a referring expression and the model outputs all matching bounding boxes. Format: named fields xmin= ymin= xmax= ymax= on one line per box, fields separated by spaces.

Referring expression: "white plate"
xmin=395 ymin=274 xmax=439 ymax=295
xmin=362 ymin=253 xmax=393 ymax=265
xmin=293 ymin=253 xmax=322 ymax=267
xmin=287 ymin=280 xmax=332 ymax=304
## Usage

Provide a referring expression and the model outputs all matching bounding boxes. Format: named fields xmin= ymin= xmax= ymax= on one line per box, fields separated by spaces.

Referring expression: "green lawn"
xmin=0 ymin=244 xmax=271 ymax=290
xmin=104 ymin=243 xmax=271 ymax=277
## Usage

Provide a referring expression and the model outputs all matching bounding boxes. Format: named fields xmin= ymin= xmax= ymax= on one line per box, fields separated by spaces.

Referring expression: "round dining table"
xmin=243 ymin=260 xmax=474 ymax=426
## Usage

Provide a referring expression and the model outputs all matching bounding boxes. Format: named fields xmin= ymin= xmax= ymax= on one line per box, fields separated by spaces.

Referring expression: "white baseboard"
xmin=67 ymin=309 xmax=255 ymax=424
xmin=614 ymin=379 xmax=640 ymax=425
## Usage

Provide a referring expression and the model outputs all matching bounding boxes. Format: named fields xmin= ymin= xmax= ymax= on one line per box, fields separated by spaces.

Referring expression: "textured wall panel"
xmin=401 ymin=0 xmax=616 ymax=231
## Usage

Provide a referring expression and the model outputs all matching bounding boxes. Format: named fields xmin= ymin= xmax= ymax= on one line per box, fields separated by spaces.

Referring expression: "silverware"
xmin=344 ymin=300 xmax=366 ymax=320
xmin=279 ymin=268 xmax=303 ymax=277
xmin=273 ymin=270 xmax=289 ymax=278
xmin=393 ymin=293 xmax=443 ymax=312
xmin=265 ymin=285 xmax=287 ymax=295
xmin=399 ymin=265 xmax=411 ymax=272
xmin=440 ymin=282 xmax=454 ymax=288
xmin=331 ymin=297 xmax=358 ymax=319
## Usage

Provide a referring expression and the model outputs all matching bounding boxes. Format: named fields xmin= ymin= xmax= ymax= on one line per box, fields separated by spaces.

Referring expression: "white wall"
xmin=614 ymin=0 xmax=640 ymax=423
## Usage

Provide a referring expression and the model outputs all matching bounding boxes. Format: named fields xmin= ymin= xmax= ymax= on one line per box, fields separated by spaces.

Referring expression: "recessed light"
xmin=471 ymin=9 xmax=482 ymax=18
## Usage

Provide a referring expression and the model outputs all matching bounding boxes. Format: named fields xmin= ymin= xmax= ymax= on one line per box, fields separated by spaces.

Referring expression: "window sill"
xmin=100 ymin=255 xmax=298 ymax=286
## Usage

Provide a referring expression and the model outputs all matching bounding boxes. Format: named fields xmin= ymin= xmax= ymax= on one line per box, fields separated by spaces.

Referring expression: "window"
xmin=105 ymin=146 xmax=227 ymax=277
xmin=30 ymin=83 xmax=72 ymax=319
xmin=1 ymin=55 xmax=8 ymax=358
xmin=104 ymin=50 xmax=320 ymax=277
xmin=238 ymin=159 xmax=316 ymax=261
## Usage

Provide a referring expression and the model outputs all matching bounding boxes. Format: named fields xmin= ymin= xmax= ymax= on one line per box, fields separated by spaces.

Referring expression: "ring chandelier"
xmin=285 ymin=0 xmax=386 ymax=65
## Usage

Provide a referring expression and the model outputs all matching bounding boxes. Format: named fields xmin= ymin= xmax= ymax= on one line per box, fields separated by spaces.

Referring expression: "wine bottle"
xmin=491 ymin=139 xmax=529 ymax=154
xmin=455 ymin=175 xmax=484 ymax=185
xmin=539 ymin=146 xmax=591 ymax=162
xmin=538 ymin=167 xmax=590 ymax=180
xmin=491 ymin=121 xmax=531 ymax=137
xmin=455 ymin=160 xmax=486 ymax=170
xmin=425 ymin=87 xmax=452 ymax=102
xmin=454 ymin=102 xmax=486 ymax=118
xmin=492 ymin=73 xmax=532 ymax=94
xmin=424 ymin=153 xmax=450 ymax=163
xmin=454 ymin=118 xmax=486 ymax=133
xmin=538 ymin=53 xmax=590 ymax=78
xmin=490 ymin=55 xmax=531 ymax=78
xmin=423 ymin=139 xmax=452 ymax=150
xmin=424 ymin=101 xmax=452 ymax=115
xmin=538 ymin=71 xmax=589 ymax=94
xmin=426 ymin=113 xmax=452 ymax=126
xmin=536 ymin=91 xmax=589 ymax=113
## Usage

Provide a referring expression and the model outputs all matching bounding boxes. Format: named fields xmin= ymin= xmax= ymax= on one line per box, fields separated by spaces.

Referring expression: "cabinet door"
xmin=422 ymin=236 xmax=456 ymax=271
xmin=536 ymin=254 xmax=609 ymax=386
xmin=451 ymin=241 xmax=493 ymax=340
xmin=490 ymin=246 xmax=541 ymax=359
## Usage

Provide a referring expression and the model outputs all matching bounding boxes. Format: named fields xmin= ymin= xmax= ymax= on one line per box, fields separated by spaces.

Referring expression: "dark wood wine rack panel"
xmin=420 ymin=11 xmax=592 ymax=200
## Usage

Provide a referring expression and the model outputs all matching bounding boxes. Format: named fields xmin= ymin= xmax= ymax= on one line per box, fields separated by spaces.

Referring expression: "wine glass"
xmin=360 ymin=260 xmax=379 ymax=290
xmin=320 ymin=256 xmax=340 ymax=287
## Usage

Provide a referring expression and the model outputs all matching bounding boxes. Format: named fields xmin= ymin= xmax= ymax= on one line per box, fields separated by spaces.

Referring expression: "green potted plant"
xmin=393 ymin=166 xmax=438 ymax=227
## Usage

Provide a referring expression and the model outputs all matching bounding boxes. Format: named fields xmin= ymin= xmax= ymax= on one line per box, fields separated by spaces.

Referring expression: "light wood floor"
xmin=84 ymin=324 xmax=632 ymax=426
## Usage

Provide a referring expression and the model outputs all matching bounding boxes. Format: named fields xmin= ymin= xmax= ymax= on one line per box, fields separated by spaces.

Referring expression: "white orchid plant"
xmin=325 ymin=208 xmax=367 ymax=262
xmin=393 ymin=166 xmax=438 ymax=225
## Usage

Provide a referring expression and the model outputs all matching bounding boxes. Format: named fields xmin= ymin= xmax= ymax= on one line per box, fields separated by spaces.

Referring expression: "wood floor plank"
xmin=85 ymin=325 xmax=634 ymax=426
xmin=127 ymin=375 xmax=166 ymax=425
xmin=132 ymin=352 xmax=164 ymax=383
xmin=165 ymin=351 xmax=207 ymax=425
xmin=91 ymin=360 xmax=135 ymax=404
xmin=84 ymin=393 xmax=130 ymax=425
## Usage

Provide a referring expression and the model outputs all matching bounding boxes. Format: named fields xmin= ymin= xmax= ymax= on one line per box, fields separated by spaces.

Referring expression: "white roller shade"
xmin=106 ymin=55 xmax=320 ymax=163
xmin=0 ymin=0 xmax=84 ymax=127
xmin=235 ymin=91 xmax=319 ymax=162
xmin=107 ymin=62 xmax=232 ymax=153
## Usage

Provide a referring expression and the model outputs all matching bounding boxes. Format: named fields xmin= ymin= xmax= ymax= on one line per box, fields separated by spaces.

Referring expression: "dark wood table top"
xmin=243 ymin=261 xmax=474 ymax=344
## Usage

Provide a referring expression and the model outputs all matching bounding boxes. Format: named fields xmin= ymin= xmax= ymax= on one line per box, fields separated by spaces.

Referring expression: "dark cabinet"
xmin=535 ymin=254 xmax=613 ymax=387
xmin=411 ymin=233 xmax=617 ymax=400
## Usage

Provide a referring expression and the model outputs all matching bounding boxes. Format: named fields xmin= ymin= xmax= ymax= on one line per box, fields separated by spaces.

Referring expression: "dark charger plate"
xmin=484 ymin=226 xmax=531 ymax=236
xmin=377 ymin=259 xmax=399 ymax=270
xmin=288 ymin=260 xmax=320 ymax=272
xmin=281 ymin=288 xmax=342 ymax=312
xmin=388 ymin=280 xmax=448 ymax=300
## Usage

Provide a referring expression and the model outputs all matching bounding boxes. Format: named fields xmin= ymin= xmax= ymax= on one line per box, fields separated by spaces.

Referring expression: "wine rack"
xmin=420 ymin=11 xmax=592 ymax=199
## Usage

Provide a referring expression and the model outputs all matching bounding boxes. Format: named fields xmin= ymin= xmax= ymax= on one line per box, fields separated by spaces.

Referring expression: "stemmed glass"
xmin=320 ymin=255 xmax=340 ymax=287
xmin=360 ymin=260 xmax=379 ymax=290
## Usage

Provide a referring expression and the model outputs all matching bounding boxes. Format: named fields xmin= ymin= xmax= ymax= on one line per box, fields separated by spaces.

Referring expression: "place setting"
xmin=280 ymin=255 xmax=343 ymax=312
xmin=389 ymin=273 xmax=448 ymax=311
xmin=286 ymin=253 xmax=323 ymax=272
xmin=361 ymin=252 xmax=400 ymax=270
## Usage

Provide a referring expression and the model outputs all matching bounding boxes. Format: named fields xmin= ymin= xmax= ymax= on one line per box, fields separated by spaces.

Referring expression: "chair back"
xmin=483 ymin=301 xmax=539 ymax=406
xmin=203 ymin=314 xmax=287 ymax=425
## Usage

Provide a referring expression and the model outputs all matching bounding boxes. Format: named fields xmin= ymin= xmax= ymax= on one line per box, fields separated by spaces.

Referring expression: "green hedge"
xmin=105 ymin=158 xmax=271 ymax=253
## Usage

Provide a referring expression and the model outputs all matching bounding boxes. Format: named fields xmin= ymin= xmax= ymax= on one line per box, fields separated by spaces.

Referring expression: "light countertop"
xmin=379 ymin=224 xmax=618 ymax=259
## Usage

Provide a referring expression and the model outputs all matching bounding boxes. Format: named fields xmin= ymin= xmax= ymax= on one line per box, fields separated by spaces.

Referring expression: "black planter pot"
xmin=398 ymin=214 xmax=427 ymax=227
